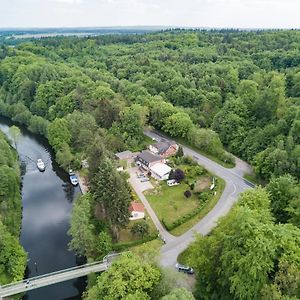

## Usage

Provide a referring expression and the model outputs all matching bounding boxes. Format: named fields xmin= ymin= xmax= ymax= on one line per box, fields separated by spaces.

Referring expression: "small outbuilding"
xmin=129 ymin=202 xmax=145 ymax=220
xmin=150 ymin=163 xmax=172 ymax=181
xmin=115 ymin=150 xmax=133 ymax=160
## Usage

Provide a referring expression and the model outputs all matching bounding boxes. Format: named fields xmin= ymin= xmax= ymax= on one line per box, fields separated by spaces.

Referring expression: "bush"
xmin=181 ymin=155 xmax=197 ymax=166
xmin=131 ymin=221 xmax=149 ymax=238
xmin=199 ymin=191 xmax=210 ymax=203
xmin=112 ymin=232 xmax=158 ymax=251
xmin=184 ymin=190 xmax=192 ymax=198
xmin=170 ymin=169 xmax=185 ymax=182
xmin=162 ymin=204 xmax=206 ymax=231
xmin=176 ymin=145 xmax=184 ymax=158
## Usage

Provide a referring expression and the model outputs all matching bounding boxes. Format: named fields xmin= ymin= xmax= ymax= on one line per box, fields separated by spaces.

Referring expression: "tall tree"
xmin=68 ymin=193 xmax=97 ymax=258
xmin=90 ymin=157 xmax=131 ymax=237
xmin=186 ymin=189 xmax=276 ymax=300
xmin=47 ymin=118 xmax=71 ymax=152
xmin=266 ymin=175 xmax=299 ymax=224
xmin=161 ymin=288 xmax=195 ymax=300
xmin=8 ymin=125 xmax=21 ymax=150
xmin=84 ymin=252 xmax=160 ymax=300
xmin=0 ymin=221 xmax=27 ymax=284
xmin=163 ymin=112 xmax=193 ymax=138
xmin=118 ymin=104 xmax=149 ymax=148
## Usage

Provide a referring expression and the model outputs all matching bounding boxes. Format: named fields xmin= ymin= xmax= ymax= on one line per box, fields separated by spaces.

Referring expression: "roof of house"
xmin=150 ymin=163 xmax=172 ymax=177
xmin=151 ymin=139 xmax=177 ymax=154
xmin=129 ymin=202 xmax=145 ymax=213
xmin=115 ymin=150 xmax=133 ymax=160
xmin=137 ymin=150 xmax=162 ymax=163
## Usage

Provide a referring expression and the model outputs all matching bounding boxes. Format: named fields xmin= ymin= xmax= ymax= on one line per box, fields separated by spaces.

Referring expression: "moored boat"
xmin=69 ymin=170 xmax=78 ymax=186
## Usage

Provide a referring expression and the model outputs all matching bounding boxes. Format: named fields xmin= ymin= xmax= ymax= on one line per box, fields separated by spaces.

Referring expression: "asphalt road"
xmin=128 ymin=167 xmax=175 ymax=243
xmin=144 ymin=130 xmax=254 ymax=267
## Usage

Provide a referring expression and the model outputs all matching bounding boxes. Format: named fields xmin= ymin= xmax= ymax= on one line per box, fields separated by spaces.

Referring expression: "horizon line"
xmin=0 ymin=25 xmax=299 ymax=31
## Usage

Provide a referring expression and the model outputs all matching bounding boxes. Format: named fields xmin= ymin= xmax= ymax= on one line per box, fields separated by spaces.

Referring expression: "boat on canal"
xmin=37 ymin=159 xmax=45 ymax=171
xmin=69 ymin=170 xmax=78 ymax=186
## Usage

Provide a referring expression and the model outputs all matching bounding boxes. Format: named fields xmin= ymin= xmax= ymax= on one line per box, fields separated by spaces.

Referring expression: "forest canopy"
xmin=0 ymin=29 xmax=299 ymax=179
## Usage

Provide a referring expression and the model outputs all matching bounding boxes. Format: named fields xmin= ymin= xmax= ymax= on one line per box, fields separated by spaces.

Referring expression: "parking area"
xmin=128 ymin=167 xmax=154 ymax=192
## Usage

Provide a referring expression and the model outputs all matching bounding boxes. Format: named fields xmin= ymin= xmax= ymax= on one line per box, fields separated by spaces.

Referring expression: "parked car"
xmin=175 ymin=263 xmax=194 ymax=274
xmin=137 ymin=173 xmax=145 ymax=178
xmin=167 ymin=179 xmax=179 ymax=187
xmin=140 ymin=178 xmax=150 ymax=182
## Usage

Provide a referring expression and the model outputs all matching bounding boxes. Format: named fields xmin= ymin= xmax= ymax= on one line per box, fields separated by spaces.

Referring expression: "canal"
xmin=0 ymin=116 xmax=86 ymax=300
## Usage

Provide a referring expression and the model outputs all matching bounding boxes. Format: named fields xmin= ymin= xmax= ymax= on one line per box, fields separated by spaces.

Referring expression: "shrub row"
xmin=162 ymin=202 xmax=207 ymax=231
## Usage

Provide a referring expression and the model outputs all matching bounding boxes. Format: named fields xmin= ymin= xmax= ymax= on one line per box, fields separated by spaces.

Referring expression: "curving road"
xmin=143 ymin=130 xmax=254 ymax=267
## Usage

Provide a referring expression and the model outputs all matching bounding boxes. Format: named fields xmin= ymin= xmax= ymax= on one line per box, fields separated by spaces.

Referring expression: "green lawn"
xmin=118 ymin=212 xmax=157 ymax=243
xmin=131 ymin=239 xmax=163 ymax=253
xmin=170 ymin=178 xmax=225 ymax=236
xmin=146 ymin=181 xmax=200 ymax=228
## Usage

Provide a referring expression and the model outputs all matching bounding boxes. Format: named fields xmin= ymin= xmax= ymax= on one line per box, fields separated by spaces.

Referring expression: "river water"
xmin=0 ymin=116 xmax=86 ymax=300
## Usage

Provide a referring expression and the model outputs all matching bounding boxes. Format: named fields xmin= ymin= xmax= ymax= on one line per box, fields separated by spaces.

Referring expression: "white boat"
xmin=37 ymin=159 xmax=45 ymax=172
xmin=69 ymin=170 xmax=78 ymax=186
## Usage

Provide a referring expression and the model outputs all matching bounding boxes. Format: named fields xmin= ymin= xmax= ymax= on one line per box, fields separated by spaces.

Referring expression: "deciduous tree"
xmin=84 ymin=252 xmax=160 ymax=300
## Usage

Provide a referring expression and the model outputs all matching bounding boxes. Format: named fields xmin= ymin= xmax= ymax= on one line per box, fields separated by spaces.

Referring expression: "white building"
xmin=129 ymin=202 xmax=145 ymax=220
xmin=150 ymin=163 xmax=172 ymax=181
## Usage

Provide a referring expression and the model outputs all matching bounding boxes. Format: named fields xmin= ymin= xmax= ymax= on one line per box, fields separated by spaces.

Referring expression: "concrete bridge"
xmin=0 ymin=254 xmax=119 ymax=299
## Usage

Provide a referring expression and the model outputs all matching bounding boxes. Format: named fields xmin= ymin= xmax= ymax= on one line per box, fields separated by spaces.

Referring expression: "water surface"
xmin=0 ymin=116 xmax=86 ymax=300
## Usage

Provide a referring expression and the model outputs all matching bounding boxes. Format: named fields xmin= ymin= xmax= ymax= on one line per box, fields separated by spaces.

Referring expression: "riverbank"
xmin=0 ymin=117 xmax=85 ymax=300
xmin=0 ymin=129 xmax=27 ymax=285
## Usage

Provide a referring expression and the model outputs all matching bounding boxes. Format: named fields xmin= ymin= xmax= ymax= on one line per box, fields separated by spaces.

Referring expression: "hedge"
xmin=112 ymin=232 xmax=158 ymax=251
xmin=162 ymin=202 xmax=207 ymax=231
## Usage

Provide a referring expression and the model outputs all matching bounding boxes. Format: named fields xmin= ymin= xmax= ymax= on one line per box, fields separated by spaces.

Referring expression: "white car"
xmin=175 ymin=263 xmax=194 ymax=274
xmin=140 ymin=178 xmax=150 ymax=182
xmin=167 ymin=179 xmax=179 ymax=186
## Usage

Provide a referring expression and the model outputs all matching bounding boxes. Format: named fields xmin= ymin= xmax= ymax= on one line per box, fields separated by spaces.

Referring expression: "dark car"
xmin=175 ymin=263 xmax=194 ymax=274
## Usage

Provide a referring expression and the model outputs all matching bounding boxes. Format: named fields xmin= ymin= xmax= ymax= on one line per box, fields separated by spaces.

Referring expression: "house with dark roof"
xmin=149 ymin=139 xmax=178 ymax=158
xmin=136 ymin=150 xmax=165 ymax=170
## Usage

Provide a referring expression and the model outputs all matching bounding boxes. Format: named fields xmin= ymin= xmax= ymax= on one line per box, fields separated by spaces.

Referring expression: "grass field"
xmin=170 ymin=178 xmax=225 ymax=236
xmin=146 ymin=181 xmax=200 ymax=227
xmin=118 ymin=212 xmax=157 ymax=243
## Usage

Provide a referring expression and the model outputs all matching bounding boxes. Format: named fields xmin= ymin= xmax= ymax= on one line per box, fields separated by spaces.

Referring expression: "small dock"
xmin=75 ymin=172 xmax=89 ymax=194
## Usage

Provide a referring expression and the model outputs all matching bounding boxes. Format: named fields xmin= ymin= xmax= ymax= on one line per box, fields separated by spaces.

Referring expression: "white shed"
xmin=150 ymin=163 xmax=172 ymax=181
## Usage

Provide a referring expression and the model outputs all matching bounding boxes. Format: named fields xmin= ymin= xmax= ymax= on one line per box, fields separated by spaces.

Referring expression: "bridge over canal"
xmin=0 ymin=254 xmax=119 ymax=299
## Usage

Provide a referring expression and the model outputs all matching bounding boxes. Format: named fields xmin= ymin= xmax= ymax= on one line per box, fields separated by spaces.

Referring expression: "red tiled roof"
xmin=129 ymin=202 xmax=145 ymax=213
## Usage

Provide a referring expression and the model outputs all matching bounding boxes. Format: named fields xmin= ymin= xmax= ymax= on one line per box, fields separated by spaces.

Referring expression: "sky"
xmin=1 ymin=0 xmax=300 ymax=29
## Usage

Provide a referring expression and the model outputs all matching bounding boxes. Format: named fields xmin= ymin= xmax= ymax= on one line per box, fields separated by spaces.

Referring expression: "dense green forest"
xmin=0 ymin=130 xmax=27 ymax=284
xmin=0 ymin=29 xmax=299 ymax=299
xmin=0 ymin=29 xmax=299 ymax=179
xmin=183 ymin=185 xmax=300 ymax=300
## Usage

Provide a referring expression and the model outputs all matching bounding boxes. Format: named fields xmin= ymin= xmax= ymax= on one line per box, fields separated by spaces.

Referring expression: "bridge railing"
xmin=0 ymin=253 xmax=121 ymax=289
